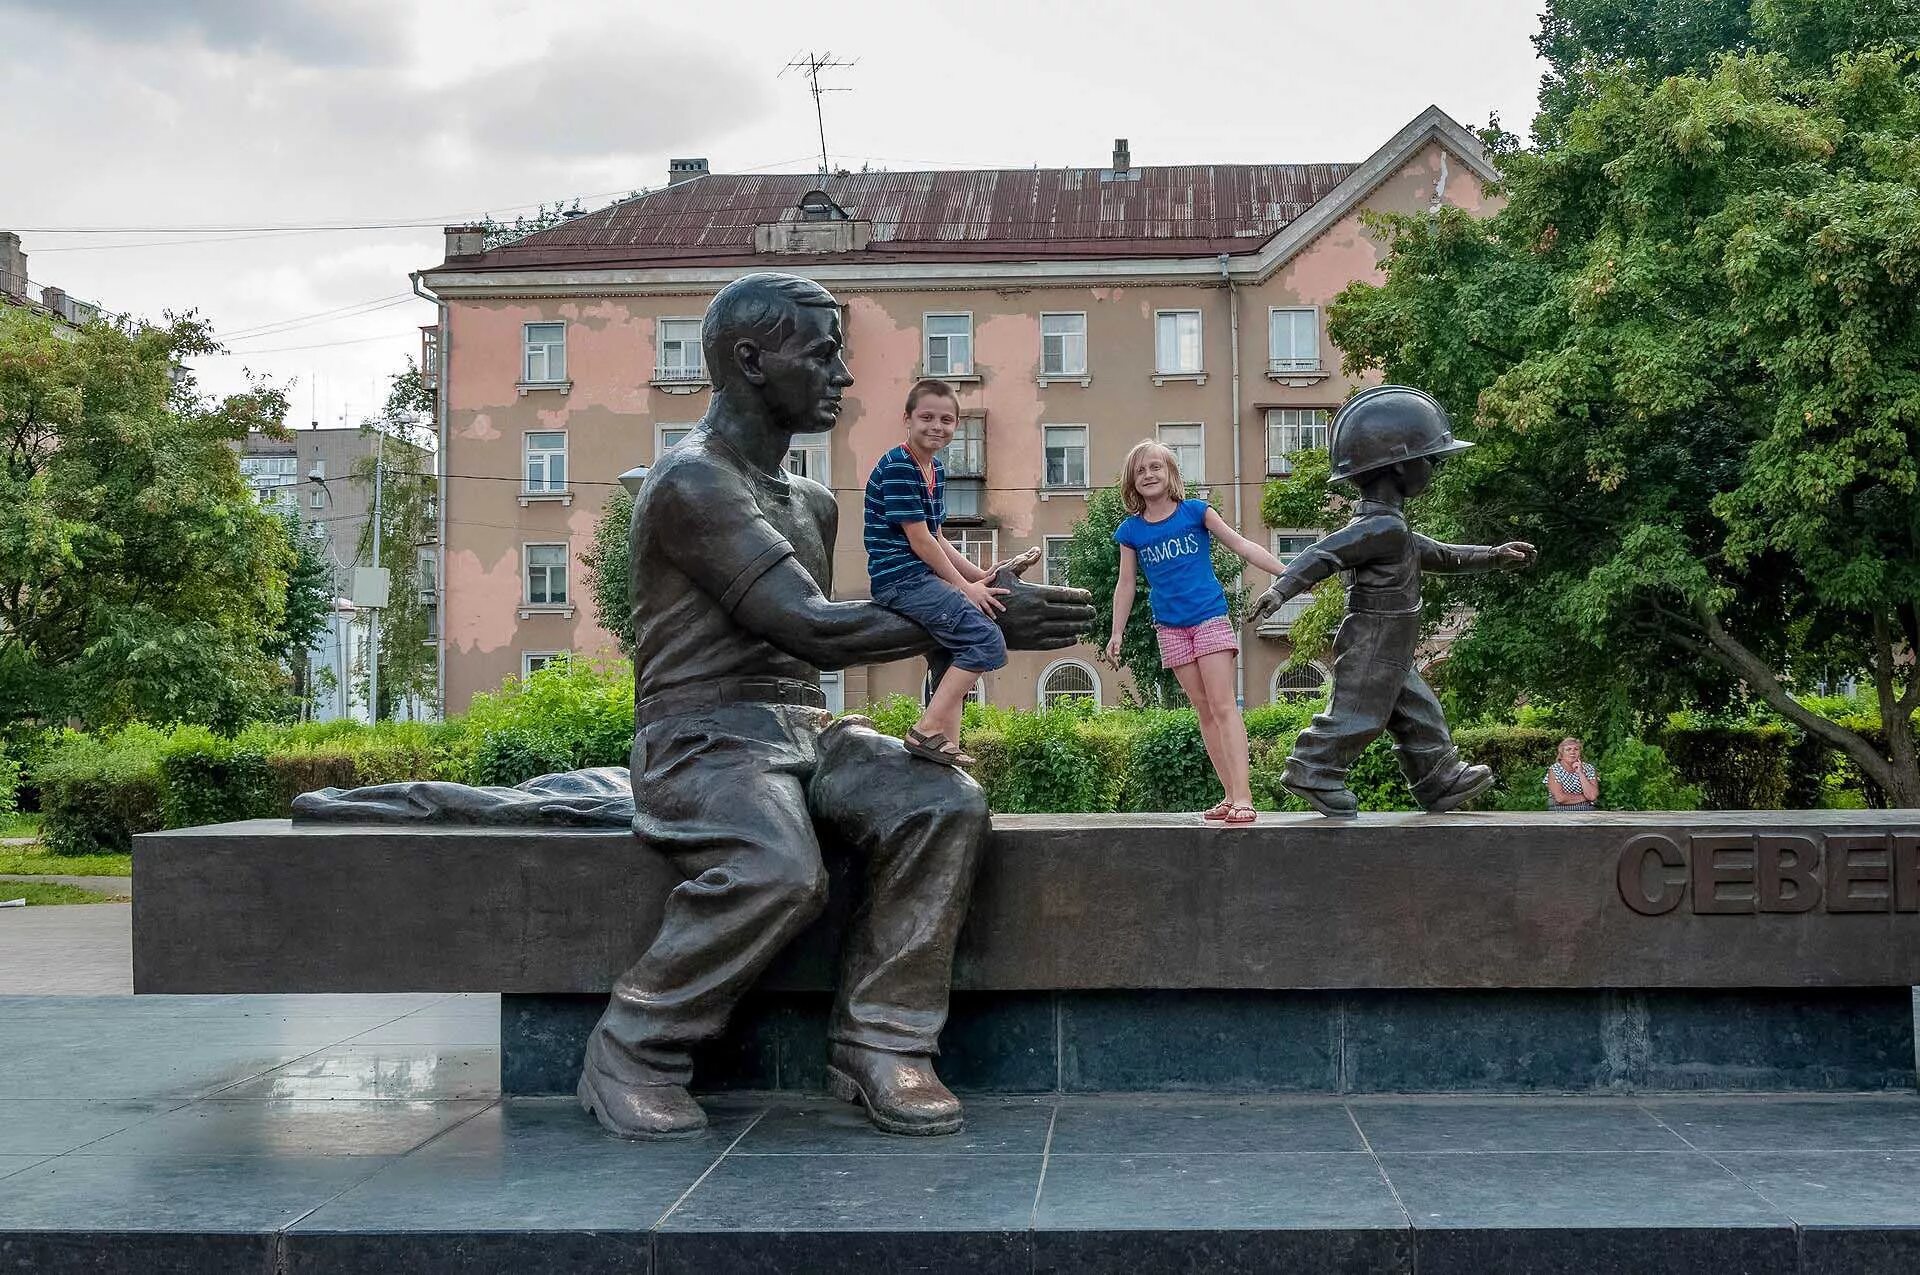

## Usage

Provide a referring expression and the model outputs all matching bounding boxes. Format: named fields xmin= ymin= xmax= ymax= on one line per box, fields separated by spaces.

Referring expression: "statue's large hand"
xmin=991 ymin=559 xmax=1095 ymax=652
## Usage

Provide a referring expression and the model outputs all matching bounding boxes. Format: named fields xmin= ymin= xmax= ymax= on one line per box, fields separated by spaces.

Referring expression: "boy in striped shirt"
xmin=864 ymin=379 xmax=1026 ymax=767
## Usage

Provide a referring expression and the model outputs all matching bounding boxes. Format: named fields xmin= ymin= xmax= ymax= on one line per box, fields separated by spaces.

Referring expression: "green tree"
xmin=271 ymin=510 xmax=334 ymax=716
xmin=1328 ymin=37 xmax=1920 ymax=803
xmin=350 ymin=365 xmax=438 ymax=719
xmin=580 ymin=486 xmax=634 ymax=657
xmin=1065 ymin=487 xmax=1246 ymax=705
xmin=0 ymin=309 xmax=295 ymax=733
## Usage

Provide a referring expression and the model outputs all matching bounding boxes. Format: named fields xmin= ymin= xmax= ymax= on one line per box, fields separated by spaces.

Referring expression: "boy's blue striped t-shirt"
xmin=864 ymin=445 xmax=944 ymax=588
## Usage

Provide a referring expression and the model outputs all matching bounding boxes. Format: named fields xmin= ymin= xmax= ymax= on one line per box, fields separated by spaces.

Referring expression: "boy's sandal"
xmin=1221 ymin=803 xmax=1259 ymax=826
xmin=1200 ymin=800 xmax=1235 ymax=821
xmin=904 ymin=728 xmax=975 ymax=768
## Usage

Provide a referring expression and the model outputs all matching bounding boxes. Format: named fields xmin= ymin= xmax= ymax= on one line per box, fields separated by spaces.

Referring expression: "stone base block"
xmin=504 ymin=987 xmax=1920 ymax=1097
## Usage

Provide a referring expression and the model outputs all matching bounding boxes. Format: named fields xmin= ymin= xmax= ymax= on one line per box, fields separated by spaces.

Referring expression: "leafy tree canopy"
xmin=1329 ymin=18 xmax=1920 ymax=802
xmin=0 ymin=310 xmax=295 ymax=735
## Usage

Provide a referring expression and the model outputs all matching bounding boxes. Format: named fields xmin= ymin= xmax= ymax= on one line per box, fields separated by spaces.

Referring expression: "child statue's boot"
xmin=1279 ymin=761 xmax=1359 ymax=819
xmin=1410 ymin=757 xmax=1494 ymax=814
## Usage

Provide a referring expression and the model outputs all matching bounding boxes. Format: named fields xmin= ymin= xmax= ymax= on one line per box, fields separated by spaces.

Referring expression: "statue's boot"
xmin=1278 ymin=761 xmax=1359 ymax=819
xmin=827 ymin=1043 xmax=964 ymax=1136
xmin=577 ymin=1067 xmax=707 ymax=1141
xmin=1413 ymin=761 xmax=1494 ymax=815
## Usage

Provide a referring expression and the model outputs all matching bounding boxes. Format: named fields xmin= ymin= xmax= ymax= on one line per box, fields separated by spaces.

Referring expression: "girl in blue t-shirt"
xmin=1107 ymin=440 xmax=1298 ymax=825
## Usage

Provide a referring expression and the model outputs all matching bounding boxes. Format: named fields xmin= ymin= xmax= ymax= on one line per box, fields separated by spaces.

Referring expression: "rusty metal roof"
xmin=442 ymin=163 xmax=1360 ymax=272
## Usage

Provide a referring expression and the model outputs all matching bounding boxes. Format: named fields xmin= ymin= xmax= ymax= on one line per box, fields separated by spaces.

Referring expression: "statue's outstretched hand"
xmin=1495 ymin=541 xmax=1537 ymax=569
xmin=1248 ymin=583 xmax=1292 ymax=627
xmin=992 ymin=564 xmax=1095 ymax=652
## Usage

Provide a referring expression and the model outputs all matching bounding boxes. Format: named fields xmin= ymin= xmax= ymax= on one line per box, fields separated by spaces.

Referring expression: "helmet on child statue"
xmin=1326 ymin=385 xmax=1474 ymax=484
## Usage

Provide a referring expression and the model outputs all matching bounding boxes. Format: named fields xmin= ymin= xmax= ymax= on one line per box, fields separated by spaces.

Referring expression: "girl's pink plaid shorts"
xmin=1153 ymin=614 xmax=1240 ymax=668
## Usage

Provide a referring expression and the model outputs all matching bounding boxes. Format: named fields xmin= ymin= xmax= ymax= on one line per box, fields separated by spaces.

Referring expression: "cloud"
xmin=0 ymin=0 xmax=402 ymax=66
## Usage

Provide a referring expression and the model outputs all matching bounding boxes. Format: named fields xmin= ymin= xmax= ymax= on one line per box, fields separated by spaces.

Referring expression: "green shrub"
xmin=1243 ymin=699 xmax=1320 ymax=741
xmin=981 ymin=707 xmax=1122 ymax=814
xmin=0 ymin=747 xmax=18 ymax=818
xmin=471 ymin=727 xmax=576 ymax=788
xmin=860 ymin=694 xmax=925 ymax=739
xmin=1657 ymin=722 xmax=1792 ymax=809
xmin=1454 ymin=726 xmax=1558 ymax=811
xmin=35 ymin=726 xmax=168 ymax=855
xmin=1347 ymin=736 xmax=1417 ymax=811
xmin=1594 ymin=739 xmax=1702 ymax=811
xmin=155 ymin=726 xmax=277 ymax=828
xmin=1120 ymin=711 xmax=1219 ymax=812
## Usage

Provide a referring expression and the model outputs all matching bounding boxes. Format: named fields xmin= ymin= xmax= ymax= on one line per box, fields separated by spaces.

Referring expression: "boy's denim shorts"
xmin=871 ymin=571 xmax=1008 ymax=673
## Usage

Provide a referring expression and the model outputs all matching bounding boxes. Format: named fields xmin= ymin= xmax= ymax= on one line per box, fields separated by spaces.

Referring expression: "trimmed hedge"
xmin=1656 ymin=722 xmax=1792 ymax=810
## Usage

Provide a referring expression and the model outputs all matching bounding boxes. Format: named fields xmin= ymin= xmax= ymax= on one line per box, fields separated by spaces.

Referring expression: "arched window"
xmin=1270 ymin=661 xmax=1330 ymax=703
xmin=1038 ymin=659 xmax=1101 ymax=709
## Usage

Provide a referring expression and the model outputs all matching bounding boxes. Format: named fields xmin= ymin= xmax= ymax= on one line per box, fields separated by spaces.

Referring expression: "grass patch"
xmin=0 ymin=812 xmax=42 ymax=840
xmin=0 ymin=882 xmax=123 ymax=906
xmin=0 ymin=850 xmax=132 ymax=876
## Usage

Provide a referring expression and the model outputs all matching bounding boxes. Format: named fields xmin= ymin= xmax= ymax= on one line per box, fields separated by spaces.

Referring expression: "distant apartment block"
xmin=415 ymin=108 xmax=1499 ymax=713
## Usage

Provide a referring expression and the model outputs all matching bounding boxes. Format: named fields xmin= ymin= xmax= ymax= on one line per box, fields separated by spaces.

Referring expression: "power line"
xmin=219 ymin=295 xmax=420 ymax=344
xmin=196 ymin=330 xmax=421 ymax=355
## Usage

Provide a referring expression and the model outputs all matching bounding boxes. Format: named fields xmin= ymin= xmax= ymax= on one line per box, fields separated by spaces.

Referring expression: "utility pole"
xmin=781 ymin=51 xmax=857 ymax=175
xmin=369 ymin=439 xmax=382 ymax=724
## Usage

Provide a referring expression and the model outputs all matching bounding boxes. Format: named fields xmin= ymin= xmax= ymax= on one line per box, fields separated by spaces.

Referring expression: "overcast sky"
xmin=2 ymin=0 xmax=1547 ymax=436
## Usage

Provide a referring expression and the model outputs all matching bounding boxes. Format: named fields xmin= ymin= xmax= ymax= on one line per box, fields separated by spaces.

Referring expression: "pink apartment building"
xmin=414 ymin=107 xmax=1497 ymax=715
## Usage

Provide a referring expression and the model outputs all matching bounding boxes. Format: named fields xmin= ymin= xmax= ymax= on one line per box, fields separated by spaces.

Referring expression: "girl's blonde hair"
xmin=1119 ymin=440 xmax=1185 ymax=516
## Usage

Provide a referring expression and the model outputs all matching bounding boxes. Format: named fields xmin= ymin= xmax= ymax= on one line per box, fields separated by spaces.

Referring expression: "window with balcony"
xmin=522 ymin=322 xmax=566 ymax=383
xmin=1259 ymin=529 xmax=1323 ymax=630
xmin=1265 ymin=408 xmax=1331 ymax=475
xmin=923 ymin=314 xmax=973 ymax=377
xmin=654 ymin=318 xmax=705 ymax=383
xmin=1044 ymin=535 xmax=1073 ymax=587
xmin=524 ymin=544 xmax=569 ymax=607
xmin=1043 ymin=424 xmax=1089 ymax=490
xmin=1268 ymin=308 xmax=1320 ymax=376
xmin=1040 ymin=312 xmax=1088 ymax=381
xmin=785 ymin=432 xmax=830 ymax=484
xmin=524 ymin=431 xmax=567 ymax=492
xmin=940 ymin=415 xmax=986 ymax=517
xmin=1157 ymin=423 xmax=1204 ymax=485
xmin=1154 ymin=310 xmax=1203 ymax=377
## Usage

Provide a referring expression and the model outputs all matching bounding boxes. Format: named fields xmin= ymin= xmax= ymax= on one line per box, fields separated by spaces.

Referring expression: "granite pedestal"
xmin=133 ymin=811 xmax=1920 ymax=1097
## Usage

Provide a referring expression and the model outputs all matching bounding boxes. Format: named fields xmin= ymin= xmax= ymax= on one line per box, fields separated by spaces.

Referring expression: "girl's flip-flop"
xmin=904 ymin=728 xmax=975 ymax=768
xmin=1199 ymin=800 xmax=1234 ymax=822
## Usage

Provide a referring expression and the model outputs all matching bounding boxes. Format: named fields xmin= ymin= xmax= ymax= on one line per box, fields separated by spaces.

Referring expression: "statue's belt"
xmin=636 ymin=676 xmax=828 ymax=726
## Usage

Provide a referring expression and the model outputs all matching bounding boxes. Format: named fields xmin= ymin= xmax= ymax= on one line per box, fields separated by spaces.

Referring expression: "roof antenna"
xmin=781 ymin=51 xmax=857 ymax=176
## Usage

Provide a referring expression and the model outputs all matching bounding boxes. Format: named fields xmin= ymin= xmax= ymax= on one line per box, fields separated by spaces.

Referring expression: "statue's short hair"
xmin=703 ymin=273 xmax=840 ymax=379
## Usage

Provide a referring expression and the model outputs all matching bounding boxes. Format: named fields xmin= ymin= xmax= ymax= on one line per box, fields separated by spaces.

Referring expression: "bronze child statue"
xmin=1250 ymin=386 xmax=1535 ymax=818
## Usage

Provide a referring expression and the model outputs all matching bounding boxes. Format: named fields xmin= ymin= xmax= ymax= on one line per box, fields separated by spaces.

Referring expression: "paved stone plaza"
xmin=3 ymin=905 xmax=1918 ymax=1273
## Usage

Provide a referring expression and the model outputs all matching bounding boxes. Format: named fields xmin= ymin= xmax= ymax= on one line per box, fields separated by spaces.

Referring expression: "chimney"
xmin=668 ymin=158 xmax=710 ymax=186
xmin=1112 ymin=138 xmax=1131 ymax=172
xmin=443 ymin=224 xmax=488 ymax=260
xmin=0 ymin=231 xmax=25 ymax=300
xmin=39 ymin=285 xmax=65 ymax=316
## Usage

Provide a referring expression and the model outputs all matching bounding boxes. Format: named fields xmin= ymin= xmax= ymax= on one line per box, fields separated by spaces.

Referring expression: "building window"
xmin=523 ymin=322 xmax=566 ymax=383
xmin=924 ymin=314 xmax=973 ymax=377
xmin=819 ymin=669 xmax=845 ymax=714
xmin=657 ymin=425 xmax=694 ymax=457
xmin=1157 ymin=423 xmax=1204 ymax=485
xmin=524 ymin=544 xmax=569 ymax=606
xmin=1265 ymin=408 xmax=1331 ymax=475
xmin=525 ymin=431 xmax=567 ymax=491
xmin=655 ymin=318 xmax=704 ymax=381
xmin=310 ymin=489 xmax=324 ymax=509
xmin=1043 ymin=424 xmax=1089 ymax=489
xmin=416 ymin=548 xmax=437 ymax=594
xmin=523 ymin=651 xmax=570 ymax=678
xmin=1039 ymin=658 xmax=1101 ymax=709
xmin=1040 ymin=312 xmax=1087 ymax=377
xmin=951 ymin=529 xmax=997 ymax=571
xmin=786 ymin=432 xmax=830 ymax=484
xmin=1272 ymin=662 xmax=1330 ymax=703
xmin=1268 ymin=308 xmax=1320 ymax=375
xmin=1044 ymin=535 xmax=1073 ymax=586
xmin=1267 ymin=529 xmax=1322 ymax=616
xmin=946 ymin=480 xmax=985 ymax=521
xmin=940 ymin=415 xmax=986 ymax=478
xmin=1155 ymin=310 xmax=1203 ymax=375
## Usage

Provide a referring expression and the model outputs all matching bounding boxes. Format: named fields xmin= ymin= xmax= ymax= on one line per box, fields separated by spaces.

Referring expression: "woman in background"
xmin=1545 ymin=737 xmax=1599 ymax=811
